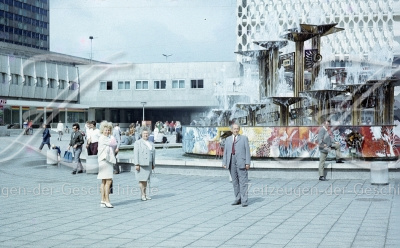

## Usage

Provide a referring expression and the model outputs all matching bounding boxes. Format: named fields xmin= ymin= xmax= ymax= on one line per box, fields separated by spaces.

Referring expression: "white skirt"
xmin=97 ymin=159 xmax=113 ymax=179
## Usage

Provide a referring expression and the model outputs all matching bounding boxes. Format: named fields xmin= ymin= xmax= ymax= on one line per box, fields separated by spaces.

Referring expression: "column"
xmin=105 ymin=108 xmax=111 ymax=121
xmin=87 ymin=109 xmax=95 ymax=121
xmin=19 ymin=106 xmax=22 ymax=128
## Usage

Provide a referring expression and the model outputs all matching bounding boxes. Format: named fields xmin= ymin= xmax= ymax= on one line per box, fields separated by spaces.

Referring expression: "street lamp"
xmin=89 ymin=36 xmax=94 ymax=63
xmin=162 ymin=54 xmax=172 ymax=62
xmin=141 ymin=102 xmax=147 ymax=121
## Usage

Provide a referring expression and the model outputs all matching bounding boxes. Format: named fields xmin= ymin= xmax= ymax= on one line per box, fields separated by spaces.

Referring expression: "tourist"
xmin=38 ymin=123 xmax=51 ymax=151
xmin=97 ymin=121 xmax=117 ymax=208
xmin=222 ymin=124 xmax=251 ymax=207
xmin=317 ymin=119 xmax=344 ymax=181
xmin=133 ymin=129 xmax=155 ymax=201
xmin=68 ymin=123 xmax=84 ymax=174
xmin=121 ymin=132 xmax=130 ymax=145
xmin=28 ymin=120 xmax=33 ymax=135
xmin=56 ymin=120 xmax=64 ymax=141
xmin=88 ymin=121 xmax=100 ymax=155
xmin=23 ymin=119 xmax=28 ymax=135
xmin=51 ymin=144 xmax=61 ymax=161
xmin=169 ymin=121 xmax=175 ymax=134
xmin=112 ymin=123 xmax=121 ymax=174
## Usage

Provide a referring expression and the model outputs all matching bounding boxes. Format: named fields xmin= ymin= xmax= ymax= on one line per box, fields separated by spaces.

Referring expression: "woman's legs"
xmin=104 ymin=179 xmax=112 ymax=203
xmin=139 ymin=181 xmax=147 ymax=197
xmin=100 ymin=179 xmax=106 ymax=202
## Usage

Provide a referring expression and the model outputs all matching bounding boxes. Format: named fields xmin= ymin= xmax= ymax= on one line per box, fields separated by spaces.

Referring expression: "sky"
xmin=50 ymin=0 xmax=237 ymax=64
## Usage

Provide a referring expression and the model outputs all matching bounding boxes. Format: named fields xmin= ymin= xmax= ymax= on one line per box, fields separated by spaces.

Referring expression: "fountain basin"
xmin=182 ymin=125 xmax=399 ymax=158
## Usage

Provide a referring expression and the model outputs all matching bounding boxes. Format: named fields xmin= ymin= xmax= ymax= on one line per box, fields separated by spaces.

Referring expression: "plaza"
xmin=1 ymin=133 xmax=400 ymax=248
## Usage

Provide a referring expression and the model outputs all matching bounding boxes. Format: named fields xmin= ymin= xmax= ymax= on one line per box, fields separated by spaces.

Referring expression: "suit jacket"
xmin=69 ymin=131 xmax=84 ymax=147
xmin=133 ymin=139 xmax=155 ymax=167
xmin=222 ymin=134 xmax=251 ymax=169
xmin=317 ymin=126 xmax=332 ymax=154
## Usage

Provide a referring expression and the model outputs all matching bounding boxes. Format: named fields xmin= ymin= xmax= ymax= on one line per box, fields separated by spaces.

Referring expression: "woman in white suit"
xmin=133 ymin=129 xmax=155 ymax=201
xmin=97 ymin=121 xmax=117 ymax=208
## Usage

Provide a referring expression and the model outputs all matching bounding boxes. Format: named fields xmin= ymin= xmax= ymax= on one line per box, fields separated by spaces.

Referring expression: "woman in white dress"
xmin=97 ymin=121 xmax=117 ymax=208
xmin=133 ymin=129 xmax=155 ymax=201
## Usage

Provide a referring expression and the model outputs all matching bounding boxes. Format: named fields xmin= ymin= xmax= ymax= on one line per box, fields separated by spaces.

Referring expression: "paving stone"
xmin=0 ymin=135 xmax=399 ymax=247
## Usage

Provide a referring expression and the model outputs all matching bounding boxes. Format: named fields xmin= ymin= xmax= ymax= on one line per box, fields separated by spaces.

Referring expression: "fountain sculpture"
xmin=182 ymin=22 xmax=399 ymax=159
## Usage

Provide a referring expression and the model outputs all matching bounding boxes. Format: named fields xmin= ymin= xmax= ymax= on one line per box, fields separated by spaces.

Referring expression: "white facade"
xmin=78 ymin=62 xmax=240 ymax=124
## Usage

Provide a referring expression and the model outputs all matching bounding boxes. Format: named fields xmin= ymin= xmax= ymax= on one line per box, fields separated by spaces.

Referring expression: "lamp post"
xmin=141 ymin=102 xmax=147 ymax=121
xmin=89 ymin=36 xmax=94 ymax=63
xmin=162 ymin=54 xmax=172 ymax=62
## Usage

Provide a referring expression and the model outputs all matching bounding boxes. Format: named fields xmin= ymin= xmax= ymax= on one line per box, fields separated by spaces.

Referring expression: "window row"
xmin=0 ymin=25 xmax=48 ymax=40
xmin=0 ymin=73 xmax=77 ymax=89
xmin=2 ymin=0 xmax=48 ymax=16
xmin=100 ymin=79 xmax=204 ymax=91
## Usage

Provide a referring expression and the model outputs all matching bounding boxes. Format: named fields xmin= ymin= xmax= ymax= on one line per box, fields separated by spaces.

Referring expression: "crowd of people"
xmin=35 ymin=119 xmax=186 ymax=208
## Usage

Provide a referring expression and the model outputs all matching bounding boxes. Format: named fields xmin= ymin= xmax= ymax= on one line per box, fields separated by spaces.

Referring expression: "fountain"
xmin=182 ymin=22 xmax=400 ymax=159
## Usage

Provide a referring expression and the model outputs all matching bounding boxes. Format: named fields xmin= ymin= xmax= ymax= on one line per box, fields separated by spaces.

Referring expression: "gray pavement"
xmin=1 ymin=134 xmax=400 ymax=247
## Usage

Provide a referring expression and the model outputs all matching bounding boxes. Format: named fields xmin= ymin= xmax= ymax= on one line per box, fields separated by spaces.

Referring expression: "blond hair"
xmin=99 ymin=121 xmax=113 ymax=134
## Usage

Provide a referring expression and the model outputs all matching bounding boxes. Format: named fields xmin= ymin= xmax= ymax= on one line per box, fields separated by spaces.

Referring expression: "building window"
xmin=154 ymin=80 xmax=166 ymax=90
xmin=172 ymin=79 xmax=185 ymax=89
xmin=118 ymin=81 xmax=130 ymax=90
xmin=36 ymin=77 xmax=44 ymax=87
xmin=11 ymin=74 xmax=18 ymax=85
xmin=100 ymin=81 xmax=112 ymax=90
xmin=1 ymin=73 xmax=7 ymax=84
xmin=48 ymin=78 xmax=56 ymax=88
xmin=59 ymin=80 xmax=66 ymax=89
xmin=136 ymin=80 xmax=148 ymax=90
xmin=69 ymin=81 xmax=78 ymax=90
xmin=191 ymin=79 xmax=204 ymax=89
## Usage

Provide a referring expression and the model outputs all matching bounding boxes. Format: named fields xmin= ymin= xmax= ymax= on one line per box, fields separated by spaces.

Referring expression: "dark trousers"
xmin=39 ymin=142 xmax=50 ymax=150
xmin=229 ymin=154 xmax=248 ymax=204
xmin=90 ymin=142 xmax=98 ymax=155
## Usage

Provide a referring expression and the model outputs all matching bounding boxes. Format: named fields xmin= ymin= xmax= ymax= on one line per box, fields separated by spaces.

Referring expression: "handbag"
xmin=149 ymin=170 xmax=160 ymax=187
xmin=63 ymin=151 xmax=73 ymax=163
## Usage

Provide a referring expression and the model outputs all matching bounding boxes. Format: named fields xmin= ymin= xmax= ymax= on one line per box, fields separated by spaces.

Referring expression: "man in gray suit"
xmin=318 ymin=119 xmax=344 ymax=181
xmin=222 ymin=124 xmax=251 ymax=207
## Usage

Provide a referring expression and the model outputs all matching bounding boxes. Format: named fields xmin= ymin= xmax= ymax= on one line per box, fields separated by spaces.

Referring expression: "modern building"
xmin=0 ymin=0 xmax=49 ymax=50
xmin=78 ymin=62 xmax=239 ymax=127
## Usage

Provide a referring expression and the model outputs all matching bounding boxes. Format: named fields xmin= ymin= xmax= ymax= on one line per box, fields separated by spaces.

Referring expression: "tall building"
xmin=236 ymin=0 xmax=399 ymax=59
xmin=0 ymin=0 xmax=49 ymax=50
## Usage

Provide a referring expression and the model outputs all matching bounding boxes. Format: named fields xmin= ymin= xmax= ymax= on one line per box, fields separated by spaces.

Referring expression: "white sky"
xmin=49 ymin=0 xmax=237 ymax=64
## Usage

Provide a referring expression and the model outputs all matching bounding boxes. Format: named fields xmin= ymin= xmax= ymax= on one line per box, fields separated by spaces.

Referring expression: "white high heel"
xmin=104 ymin=202 xmax=113 ymax=208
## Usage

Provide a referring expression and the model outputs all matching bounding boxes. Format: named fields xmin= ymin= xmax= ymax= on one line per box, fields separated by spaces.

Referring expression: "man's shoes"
xmin=231 ymin=200 xmax=241 ymax=205
xmin=336 ymin=160 xmax=344 ymax=163
xmin=113 ymin=171 xmax=119 ymax=174
xmin=71 ymin=171 xmax=77 ymax=174
xmin=77 ymin=170 xmax=83 ymax=174
xmin=242 ymin=203 xmax=248 ymax=207
xmin=319 ymin=176 xmax=327 ymax=181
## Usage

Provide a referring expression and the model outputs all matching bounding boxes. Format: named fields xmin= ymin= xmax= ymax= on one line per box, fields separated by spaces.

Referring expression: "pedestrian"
xmin=68 ymin=123 xmax=84 ymax=174
xmin=23 ymin=119 xmax=28 ymax=135
xmin=120 ymin=132 xmax=129 ymax=145
xmin=56 ymin=120 xmax=64 ymax=141
xmin=38 ymin=123 xmax=51 ymax=151
xmin=317 ymin=119 xmax=344 ymax=181
xmin=28 ymin=120 xmax=33 ymax=135
xmin=52 ymin=144 xmax=61 ymax=161
xmin=112 ymin=123 xmax=121 ymax=174
xmin=97 ymin=121 xmax=117 ymax=208
xmin=222 ymin=124 xmax=251 ymax=207
xmin=87 ymin=121 xmax=100 ymax=155
xmin=133 ymin=129 xmax=155 ymax=201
